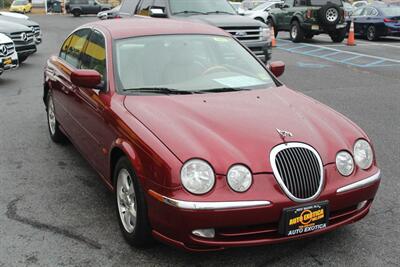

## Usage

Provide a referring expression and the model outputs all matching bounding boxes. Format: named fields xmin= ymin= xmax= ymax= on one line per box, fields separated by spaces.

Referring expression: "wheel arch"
xmin=290 ymin=15 xmax=303 ymax=25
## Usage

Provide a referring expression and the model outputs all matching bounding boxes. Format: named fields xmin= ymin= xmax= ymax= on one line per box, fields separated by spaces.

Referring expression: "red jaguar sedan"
xmin=43 ymin=18 xmax=381 ymax=251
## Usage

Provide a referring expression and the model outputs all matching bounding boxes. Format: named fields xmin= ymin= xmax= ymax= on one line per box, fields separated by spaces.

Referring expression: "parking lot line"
xmin=276 ymin=39 xmax=400 ymax=68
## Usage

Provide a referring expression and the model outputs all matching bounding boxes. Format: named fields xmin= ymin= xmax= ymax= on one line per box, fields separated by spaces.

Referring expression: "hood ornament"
xmin=276 ymin=128 xmax=293 ymax=142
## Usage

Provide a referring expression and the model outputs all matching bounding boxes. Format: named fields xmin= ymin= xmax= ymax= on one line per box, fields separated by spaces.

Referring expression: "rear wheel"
xmin=366 ymin=25 xmax=378 ymax=41
xmin=46 ymin=92 xmax=68 ymax=143
xmin=290 ymin=21 xmax=304 ymax=43
xmin=114 ymin=157 xmax=153 ymax=248
xmin=330 ymin=28 xmax=346 ymax=43
xmin=267 ymin=18 xmax=278 ymax=37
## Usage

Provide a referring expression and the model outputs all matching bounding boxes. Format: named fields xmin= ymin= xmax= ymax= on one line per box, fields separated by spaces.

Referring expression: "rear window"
xmin=381 ymin=6 xmax=400 ymax=16
xmin=308 ymin=0 xmax=342 ymax=6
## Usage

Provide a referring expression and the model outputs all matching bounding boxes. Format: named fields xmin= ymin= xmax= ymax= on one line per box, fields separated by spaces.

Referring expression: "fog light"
xmin=357 ymin=200 xmax=368 ymax=210
xmin=192 ymin=228 xmax=215 ymax=238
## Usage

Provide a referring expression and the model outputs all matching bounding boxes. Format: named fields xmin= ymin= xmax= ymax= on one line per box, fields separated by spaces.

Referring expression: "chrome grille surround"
xmin=220 ymin=26 xmax=262 ymax=42
xmin=270 ymin=143 xmax=324 ymax=203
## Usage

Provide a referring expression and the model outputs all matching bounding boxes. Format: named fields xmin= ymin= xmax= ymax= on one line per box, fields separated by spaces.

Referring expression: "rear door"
xmin=280 ymin=0 xmax=295 ymax=30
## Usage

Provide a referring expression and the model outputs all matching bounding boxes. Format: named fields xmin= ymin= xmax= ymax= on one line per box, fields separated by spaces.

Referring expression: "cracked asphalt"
xmin=0 ymin=15 xmax=399 ymax=266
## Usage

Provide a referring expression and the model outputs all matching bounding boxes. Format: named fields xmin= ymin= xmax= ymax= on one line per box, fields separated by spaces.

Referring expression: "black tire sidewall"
xmin=367 ymin=25 xmax=377 ymax=41
xmin=114 ymin=157 xmax=153 ymax=248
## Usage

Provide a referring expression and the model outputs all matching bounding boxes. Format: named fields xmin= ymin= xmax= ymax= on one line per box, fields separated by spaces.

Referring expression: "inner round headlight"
xmin=336 ymin=151 xmax=354 ymax=176
xmin=227 ymin=165 xmax=252 ymax=192
xmin=354 ymin=139 xmax=374 ymax=170
xmin=181 ymin=159 xmax=215 ymax=195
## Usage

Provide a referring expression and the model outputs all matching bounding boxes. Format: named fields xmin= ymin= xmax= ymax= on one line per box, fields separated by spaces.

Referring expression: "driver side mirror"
xmin=268 ymin=61 xmax=285 ymax=77
xmin=149 ymin=7 xmax=167 ymax=18
xmin=71 ymin=69 xmax=102 ymax=88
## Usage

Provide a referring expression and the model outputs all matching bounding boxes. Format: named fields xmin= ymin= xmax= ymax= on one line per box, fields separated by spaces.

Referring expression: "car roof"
xmin=83 ymin=17 xmax=230 ymax=39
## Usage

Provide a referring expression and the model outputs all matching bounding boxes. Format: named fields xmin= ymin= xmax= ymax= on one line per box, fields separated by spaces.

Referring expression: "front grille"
xmin=220 ymin=26 xmax=262 ymax=41
xmin=270 ymin=143 xmax=323 ymax=202
xmin=29 ymin=25 xmax=41 ymax=38
xmin=9 ymin=31 xmax=35 ymax=46
xmin=0 ymin=43 xmax=15 ymax=57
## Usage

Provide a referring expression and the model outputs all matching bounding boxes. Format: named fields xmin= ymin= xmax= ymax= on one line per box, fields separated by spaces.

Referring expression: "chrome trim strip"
xmin=161 ymin=196 xmax=271 ymax=210
xmin=270 ymin=142 xmax=325 ymax=203
xmin=336 ymin=170 xmax=381 ymax=193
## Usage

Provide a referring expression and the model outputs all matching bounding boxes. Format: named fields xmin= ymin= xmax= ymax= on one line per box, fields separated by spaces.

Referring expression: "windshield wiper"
xmin=198 ymin=87 xmax=250 ymax=93
xmin=173 ymin=10 xmax=207 ymax=15
xmin=123 ymin=87 xmax=195 ymax=95
xmin=205 ymin=11 xmax=235 ymax=15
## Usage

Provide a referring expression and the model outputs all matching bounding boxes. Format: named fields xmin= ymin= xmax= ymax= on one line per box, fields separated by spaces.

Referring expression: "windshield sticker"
xmin=213 ymin=75 xmax=266 ymax=87
xmin=213 ymin=37 xmax=229 ymax=43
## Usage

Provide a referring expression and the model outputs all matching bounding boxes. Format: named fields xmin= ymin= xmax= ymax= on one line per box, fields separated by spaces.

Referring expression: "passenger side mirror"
xmin=149 ymin=7 xmax=167 ymax=18
xmin=71 ymin=69 xmax=102 ymax=88
xmin=268 ymin=61 xmax=285 ymax=77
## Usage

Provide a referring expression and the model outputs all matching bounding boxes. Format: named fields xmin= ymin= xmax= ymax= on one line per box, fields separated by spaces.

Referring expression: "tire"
xmin=72 ymin=9 xmax=81 ymax=17
xmin=366 ymin=25 xmax=378 ymax=41
xmin=267 ymin=18 xmax=278 ymax=37
xmin=46 ymin=92 xmax=68 ymax=143
xmin=114 ymin=157 xmax=153 ymax=248
xmin=318 ymin=4 xmax=340 ymax=26
xmin=18 ymin=55 xmax=28 ymax=63
xmin=290 ymin=21 xmax=304 ymax=43
xmin=330 ymin=28 xmax=346 ymax=43
xmin=304 ymin=33 xmax=314 ymax=40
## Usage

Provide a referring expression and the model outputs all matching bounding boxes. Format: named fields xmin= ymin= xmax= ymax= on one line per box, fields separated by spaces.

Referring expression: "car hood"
xmin=0 ymin=20 xmax=31 ymax=34
xmin=124 ymin=86 xmax=367 ymax=174
xmin=0 ymin=16 xmax=38 ymax=27
xmin=175 ymin=14 xmax=265 ymax=28
xmin=0 ymin=32 xmax=13 ymax=43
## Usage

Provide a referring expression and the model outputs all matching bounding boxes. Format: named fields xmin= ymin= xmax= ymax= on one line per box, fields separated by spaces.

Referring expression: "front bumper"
xmin=147 ymin=166 xmax=381 ymax=251
xmin=0 ymin=53 xmax=19 ymax=74
xmin=16 ymin=44 xmax=37 ymax=57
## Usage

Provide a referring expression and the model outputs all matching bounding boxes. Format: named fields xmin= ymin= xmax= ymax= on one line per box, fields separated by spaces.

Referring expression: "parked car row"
xmin=96 ymin=0 xmax=273 ymax=63
xmin=0 ymin=13 xmax=41 ymax=77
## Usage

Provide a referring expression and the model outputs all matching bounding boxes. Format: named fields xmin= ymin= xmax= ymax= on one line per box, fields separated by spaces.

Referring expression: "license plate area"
xmin=311 ymin=25 xmax=319 ymax=30
xmin=279 ymin=201 xmax=329 ymax=236
xmin=3 ymin=57 xmax=12 ymax=66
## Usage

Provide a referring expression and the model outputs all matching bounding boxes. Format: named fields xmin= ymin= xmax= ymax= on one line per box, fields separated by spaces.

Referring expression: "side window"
xmin=64 ymin=28 xmax=91 ymax=68
xmin=294 ymin=0 xmax=306 ymax=6
xmin=370 ymin=8 xmax=378 ymax=16
xmin=59 ymin=35 xmax=72 ymax=60
xmin=352 ymin=8 xmax=363 ymax=16
xmin=361 ymin=7 xmax=371 ymax=16
xmin=81 ymin=30 xmax=107 ymax=86
xmin=136 ymin=0 xmax=153 ymax=15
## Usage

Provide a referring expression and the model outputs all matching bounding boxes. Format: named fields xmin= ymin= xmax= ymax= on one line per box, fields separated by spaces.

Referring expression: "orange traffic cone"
xmin=271 ymin=27 xmax=277 ymax=47
xmin=347 ymin=20 xmax=356 ymax=46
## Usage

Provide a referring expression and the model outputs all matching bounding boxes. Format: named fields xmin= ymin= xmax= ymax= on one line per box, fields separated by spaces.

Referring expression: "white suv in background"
xmin=243 ymin=1 xmax=283 ymax=24
xmin=0 ymin=33 xmax=18 ymax=76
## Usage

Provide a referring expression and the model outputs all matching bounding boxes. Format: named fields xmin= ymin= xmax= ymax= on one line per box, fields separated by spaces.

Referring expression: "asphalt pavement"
xmin=0 ymin=15 xmax=399 ymax=266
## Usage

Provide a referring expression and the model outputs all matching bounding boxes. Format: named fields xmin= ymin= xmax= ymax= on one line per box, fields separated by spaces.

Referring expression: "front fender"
xmin=292 ymin=13 xmax=305 ymax=24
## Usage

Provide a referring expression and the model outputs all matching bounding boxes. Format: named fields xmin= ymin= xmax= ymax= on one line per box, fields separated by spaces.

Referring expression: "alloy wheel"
xmin=117 ymin=168 xmax=137 ymax=233
xmin=47 ymin=96 xmax=56 ymax=136
xmin=326 ymin=8 xmax=338 ymax=22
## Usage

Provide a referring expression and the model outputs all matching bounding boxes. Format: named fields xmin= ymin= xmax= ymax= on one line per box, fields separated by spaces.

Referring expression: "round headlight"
xmin=181 ymin=159 xmax=215 ymax=195
xmin=336 ymin=151 xmax=354 ymax=176
xmin=227 ymin=165 xmax=253 ymax=192
xmin=354 ymin=139 xmax=373 ymax=170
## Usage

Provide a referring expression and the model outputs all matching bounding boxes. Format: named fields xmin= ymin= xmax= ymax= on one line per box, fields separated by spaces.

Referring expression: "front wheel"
xmin=114 ymin=157 xmax=153 ymax=248
xmin=46 ymin=92 xmax=68 ymax=143
xmin=330 ymin=28 xmax=346 ymax=43
xmin=290 ymin=21 xmax=304 ymax=43
xmin=72 ymin=9 xmax=81 ymax=17
xmin=18 ymin=55 xmax=28 ymax=63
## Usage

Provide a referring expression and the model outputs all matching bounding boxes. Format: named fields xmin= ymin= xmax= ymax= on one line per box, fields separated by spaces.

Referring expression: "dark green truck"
xmin=267 ymin=0 xmax=347 ymax=43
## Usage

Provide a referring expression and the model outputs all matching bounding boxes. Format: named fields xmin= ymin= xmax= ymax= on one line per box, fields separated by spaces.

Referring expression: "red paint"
xmin=44 ymin=18 xmax=380 ymax=251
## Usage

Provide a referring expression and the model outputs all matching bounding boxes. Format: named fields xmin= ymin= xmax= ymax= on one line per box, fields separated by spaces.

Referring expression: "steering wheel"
xmin=202 ymin=65 xmax=230 ymax=76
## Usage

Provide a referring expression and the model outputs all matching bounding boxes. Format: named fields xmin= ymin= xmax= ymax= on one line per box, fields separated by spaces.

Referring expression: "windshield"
xmin=114 ymin=35 xmax=276 ymax=94
xmin=381 ymin=7 xmax=400 ymax=16
xmin=13 ymin=0 xmax=27 ymax=5
xmin=169 ymin=0 xmax=236 ymax=15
